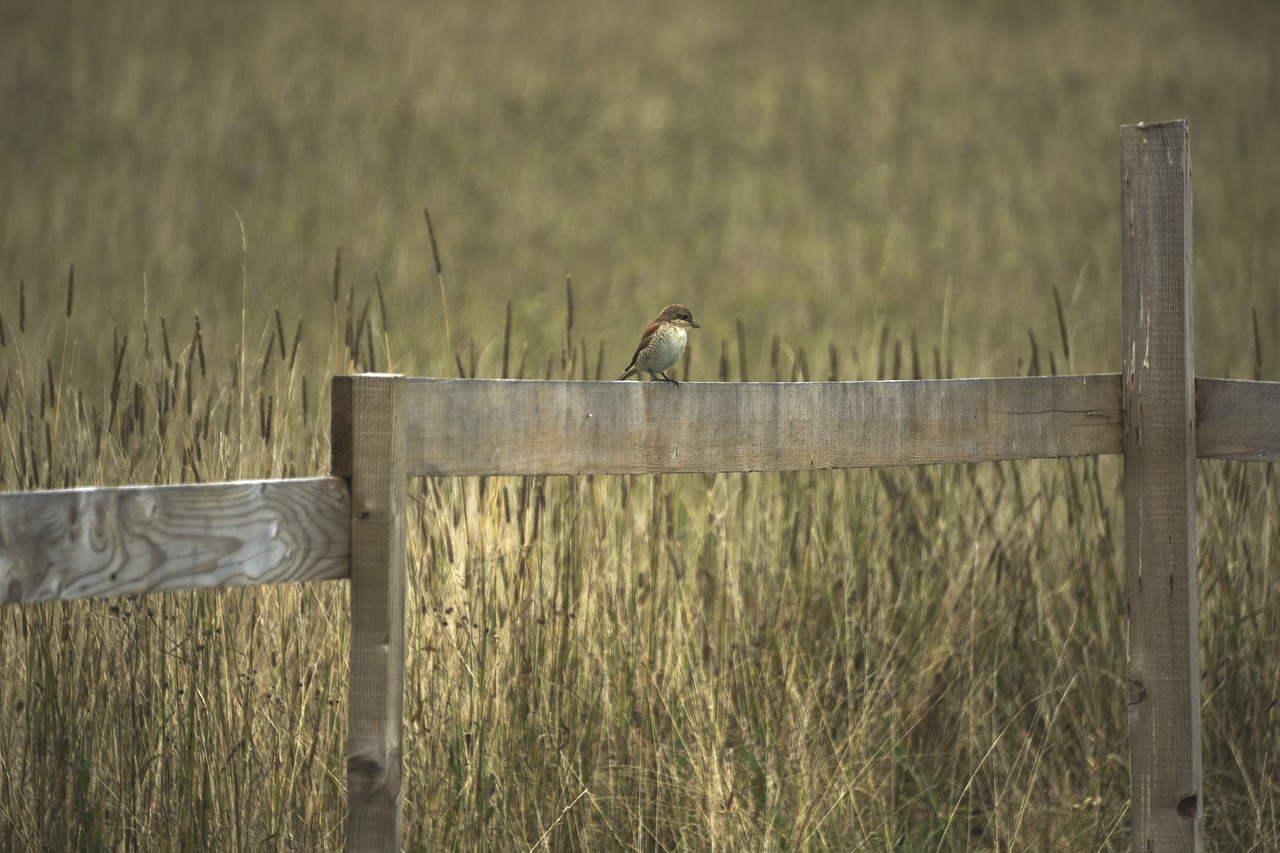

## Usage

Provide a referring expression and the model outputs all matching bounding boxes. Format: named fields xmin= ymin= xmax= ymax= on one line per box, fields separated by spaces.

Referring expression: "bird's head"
xmin=657 ymin=304 xmax=700 ymax=329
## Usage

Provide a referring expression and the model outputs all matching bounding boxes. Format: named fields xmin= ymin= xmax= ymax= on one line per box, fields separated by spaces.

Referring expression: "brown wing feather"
xmin=618 ymin=320 xmax=663 ymax=380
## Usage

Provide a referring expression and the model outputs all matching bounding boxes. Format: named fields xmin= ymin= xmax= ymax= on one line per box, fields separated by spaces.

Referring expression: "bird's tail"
xmin=618 ymin=351 xmax=640 ymax=381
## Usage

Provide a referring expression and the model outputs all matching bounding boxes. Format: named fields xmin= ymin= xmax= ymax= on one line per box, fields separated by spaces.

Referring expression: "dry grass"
xmin=2 ymin=279 xmax=1278 ymax=850
xmin=2 ymin=0 xmax=1279 ymax=850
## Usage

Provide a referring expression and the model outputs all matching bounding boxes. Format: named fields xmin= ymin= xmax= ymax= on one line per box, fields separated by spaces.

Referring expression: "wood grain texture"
xmin=339 ymin=375 xmax=407 ymax=853
xmin=1121 ymin=119 xmax=1202 ymax=851
xmin=0 ymin=478 xmax=349 ymax=605
xmin=378 ymin=374 xmax=1124 ymax=477
xmin=1196 ymin=378 xmax=1280 ymax=461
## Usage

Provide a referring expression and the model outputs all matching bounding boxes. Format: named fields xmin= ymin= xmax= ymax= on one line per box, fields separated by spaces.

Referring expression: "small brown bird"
xmin=617 ymin=304 xmax=700 ymax=384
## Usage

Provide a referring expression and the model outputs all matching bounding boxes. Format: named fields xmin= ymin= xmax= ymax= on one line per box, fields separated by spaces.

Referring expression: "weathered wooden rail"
xmin=3 ymin=120 xmax=1278 ymax=852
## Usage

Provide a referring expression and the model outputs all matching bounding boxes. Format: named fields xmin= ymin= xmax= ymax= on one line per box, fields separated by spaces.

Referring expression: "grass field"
xmin=2 ymin=0 xmax=1278 ymax=849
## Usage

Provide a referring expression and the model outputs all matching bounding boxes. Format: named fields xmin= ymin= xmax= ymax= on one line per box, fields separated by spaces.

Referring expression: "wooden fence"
xmin=3 ymin=119 xmax=1279 ymax=852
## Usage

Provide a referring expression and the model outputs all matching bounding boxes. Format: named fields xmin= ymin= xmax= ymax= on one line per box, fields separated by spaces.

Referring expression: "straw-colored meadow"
xmin=2 ymin=0 xmax=1277 ymax=849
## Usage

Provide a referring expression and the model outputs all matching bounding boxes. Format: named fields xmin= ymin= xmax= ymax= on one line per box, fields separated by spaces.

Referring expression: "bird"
xmin=617 ymin=304 xmax=700 ymax=384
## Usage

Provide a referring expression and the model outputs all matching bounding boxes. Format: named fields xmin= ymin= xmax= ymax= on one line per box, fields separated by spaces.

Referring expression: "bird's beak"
xmin=690 ymin=320 xmax=700 ymax=328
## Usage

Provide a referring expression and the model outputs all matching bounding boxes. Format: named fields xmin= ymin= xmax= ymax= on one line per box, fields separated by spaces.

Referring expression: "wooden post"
xmin=1120 ymin=120 xmax=1201 ymax=850
xmin=334 ymin=375 xmax=408 ymax=852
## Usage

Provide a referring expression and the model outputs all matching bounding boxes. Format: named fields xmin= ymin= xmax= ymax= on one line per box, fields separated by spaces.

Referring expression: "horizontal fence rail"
xmin=1195 ymin=378 xmax=1280 ymax=461
xmin=333 ymin=373 xmax=1126 ymax=477
xmin=331 ymin=374 xmax=1280 ymax=478
xmin=1 ymin=477 xmax=351 ymax=605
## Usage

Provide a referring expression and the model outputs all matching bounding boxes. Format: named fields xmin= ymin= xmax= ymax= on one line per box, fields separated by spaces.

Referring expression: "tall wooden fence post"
xmin=1120 ymin=120 xmax=1201 ymax=850
xmin=332 ymin=374 xmax=408 ymax=852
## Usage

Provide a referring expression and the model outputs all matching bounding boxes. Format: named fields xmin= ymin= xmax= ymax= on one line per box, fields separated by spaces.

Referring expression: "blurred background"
xmin=3 ymin=0 xmax=1277 ymax=388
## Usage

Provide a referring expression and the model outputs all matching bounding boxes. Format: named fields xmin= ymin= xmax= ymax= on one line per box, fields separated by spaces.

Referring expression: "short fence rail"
xmin=3 ymin=120 xmax=1277 ymax=852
